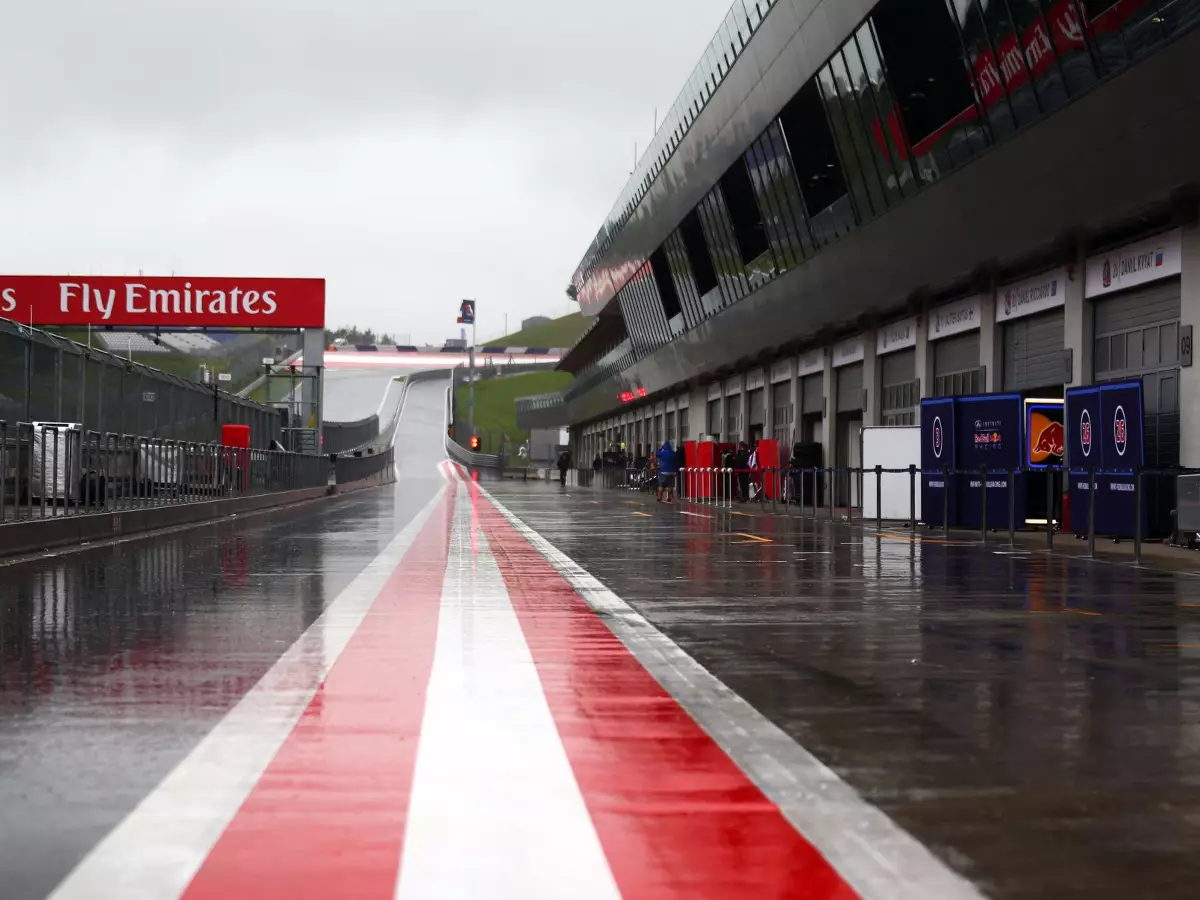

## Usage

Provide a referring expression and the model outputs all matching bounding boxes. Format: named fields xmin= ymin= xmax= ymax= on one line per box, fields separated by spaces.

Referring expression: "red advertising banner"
xmin=0 ymin=276 xmax=326 ymax=328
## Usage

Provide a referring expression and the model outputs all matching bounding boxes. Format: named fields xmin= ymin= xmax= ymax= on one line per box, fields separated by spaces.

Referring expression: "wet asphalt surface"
xmin=5 ymin=366 xmax=1200 ymax=899
xmin=0 ymin=377 xmax=446 ymax=900
xmin=485 ymin=481 xmax=1200 ymax=900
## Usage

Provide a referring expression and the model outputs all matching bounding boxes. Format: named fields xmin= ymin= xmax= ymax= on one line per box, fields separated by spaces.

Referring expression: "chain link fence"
xmin=0 ymin=318 xmax=282 ymax=446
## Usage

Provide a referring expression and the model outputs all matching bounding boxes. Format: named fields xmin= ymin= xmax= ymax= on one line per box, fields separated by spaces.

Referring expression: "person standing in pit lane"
xmin=656 ymin=440 xmax=678 ymax=503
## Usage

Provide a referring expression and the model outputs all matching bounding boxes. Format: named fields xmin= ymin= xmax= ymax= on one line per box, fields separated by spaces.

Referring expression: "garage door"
xmin=801 ymin=373 xmax=823 ymax=416
xmin=836 ymin=363 xmax=864 ymax=412
xmin=933 ymin=331 xmax=985 ymax=397
xmin=1002 ymin=310 xmax=1066 ymax=392
xmin=880 ymin=348 xmax=917 ymax=425
xmin=1094 ymin=278 xmax=1181 ymax=469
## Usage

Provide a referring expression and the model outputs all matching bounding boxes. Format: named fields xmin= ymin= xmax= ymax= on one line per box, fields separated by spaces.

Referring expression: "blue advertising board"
xmin=920 ymin=397 xmax=955 ymax=526
xmin=1066 ymin=381 xmax=1146 ymax=537
xmin=955 ymin=393 xmax=1023 ymax=529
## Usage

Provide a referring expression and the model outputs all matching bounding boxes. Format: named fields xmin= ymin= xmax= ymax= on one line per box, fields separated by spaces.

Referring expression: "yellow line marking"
xmin=632 ymin=511 xmax=653 ymax=518
xmin=727 ymin=511 xmax=761 ymax=518
xmin=679 ymin=511 xmax=713 ymax=519
xmin=732 ymin=532 xmax=773 ymax=544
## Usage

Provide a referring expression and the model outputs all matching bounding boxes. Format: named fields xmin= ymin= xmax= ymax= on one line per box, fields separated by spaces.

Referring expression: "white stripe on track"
xmin=395 ymin=483 xmax=622 ymax=900
xmin=47 ymin=488 xmax=449 ymax=900
xmin=473 ymin=483 xmax=986 ymax=900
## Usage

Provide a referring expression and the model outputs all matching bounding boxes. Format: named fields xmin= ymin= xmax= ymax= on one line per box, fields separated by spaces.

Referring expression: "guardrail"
xmin=333 ymin=446 xmax=395 ymax=487
xmin=0 ymin=419 xmax=330 ymax=523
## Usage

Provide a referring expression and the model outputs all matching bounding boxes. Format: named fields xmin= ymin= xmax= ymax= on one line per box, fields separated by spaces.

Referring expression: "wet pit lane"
xmin=485 ymin=482 xmax=1200 ymax=900
xmin=4 ymin=376 xmax=1200 ymax=900
xmin=0 ymin=376 xmax=448 ymax=900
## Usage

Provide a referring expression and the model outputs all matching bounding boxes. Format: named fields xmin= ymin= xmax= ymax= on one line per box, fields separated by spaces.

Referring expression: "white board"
xmin=862 ymin=426 xmax=921 ymax=521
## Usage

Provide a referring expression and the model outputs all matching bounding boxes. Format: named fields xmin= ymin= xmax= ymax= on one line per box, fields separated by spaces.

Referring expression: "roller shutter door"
xmin=880 ymin=348 xmax=915 ymax=386
xmin=836 ymin=363 xmax=864 ymax=412
xmin=880 ymin=348 xmax=917 ymax=425
xmin=933 ymin=331 xmax=980 ymax=376
xmin=1093 ymin=278 xmax=1181 ymax=470
xmin=1002 ymin=310 xmax=1065 ymax=392
xmin=747 ymin=388 xmax=765 ymax=427
xmin=801 ymin=374 xmax=823 ymax=416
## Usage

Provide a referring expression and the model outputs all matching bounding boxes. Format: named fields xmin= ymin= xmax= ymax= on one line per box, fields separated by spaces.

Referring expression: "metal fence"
xmin=0 ymin=318 xmax=283 ymax=447
xmin=324 ymin=415 xmax=380 ymax=455
xmin=0 ymin=420 xmax=329 ymax=523
xmin=573 ymin=463 xmax=1199 ymax=565
xmin=333 ymin=446 xmax=395 ymax=486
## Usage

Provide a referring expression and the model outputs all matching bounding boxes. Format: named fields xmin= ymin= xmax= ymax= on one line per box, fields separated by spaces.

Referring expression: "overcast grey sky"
xmin=0 ymin=0 xmax=735 ymax=343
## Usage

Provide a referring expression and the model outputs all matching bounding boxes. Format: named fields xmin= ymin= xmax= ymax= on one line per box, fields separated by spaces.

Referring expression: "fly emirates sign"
xmin=0 ymin=276 xmax=326 ymax=328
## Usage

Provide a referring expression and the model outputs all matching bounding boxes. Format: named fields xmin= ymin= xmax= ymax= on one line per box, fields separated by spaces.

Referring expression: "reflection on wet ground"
xmin=487 ymin=482 xmax=1200 ymax=900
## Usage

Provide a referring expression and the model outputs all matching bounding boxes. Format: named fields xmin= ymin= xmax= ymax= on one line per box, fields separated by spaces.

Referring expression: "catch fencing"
xmin=0 ymin=318 xmax=282 ymax=447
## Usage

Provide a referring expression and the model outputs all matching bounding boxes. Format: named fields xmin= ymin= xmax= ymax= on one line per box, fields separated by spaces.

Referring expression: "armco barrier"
xmin=324 ymin=414 xmax=380 ymax=454
xmin=333 ymin=446 xmax=395 ymax=488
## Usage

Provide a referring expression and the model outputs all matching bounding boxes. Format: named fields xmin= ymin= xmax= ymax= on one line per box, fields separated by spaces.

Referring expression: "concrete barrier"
xmin=0 ymin=486 xmax=332 ymax=559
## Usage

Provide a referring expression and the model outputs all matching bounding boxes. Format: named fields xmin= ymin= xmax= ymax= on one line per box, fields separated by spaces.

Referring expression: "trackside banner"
xmin=0 ymin=276 xmax=326 ymax=329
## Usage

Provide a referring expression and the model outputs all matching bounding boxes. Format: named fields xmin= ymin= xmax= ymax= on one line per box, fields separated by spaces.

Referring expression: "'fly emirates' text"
xmin=0 ymin=282 xmax=279 ymax=319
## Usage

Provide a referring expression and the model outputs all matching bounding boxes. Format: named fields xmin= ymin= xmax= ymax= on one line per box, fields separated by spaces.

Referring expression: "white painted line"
xmin=679 ymin=510 xmax=714 ymax=519
xmin=46 ymin=488 xmax=450 ymax=900
xmin=395 ymin=485 xmax=621 ymax=900
xmin=474 ymin=484 xmax=986 ymax=900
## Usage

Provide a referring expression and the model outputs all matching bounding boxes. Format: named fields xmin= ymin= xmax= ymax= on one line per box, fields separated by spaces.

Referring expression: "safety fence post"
xmin=909 ymin=465 xmax=916 ymax=533
xmin=875 ymin=465 xmax=883 ymax=531
xmin=980 ymin=464 xmax=988 ymax=544
xmin=1008 ymin=468 xmax=1016 ymax=547
xmin=942 ymin=467 xmax=949 ymax=536
xmin=1134 ymin=468 xmax=1143 ymax=565
xmin=828 ymin=468 xmax=834 ymax=520
xmin=1088 ymin=466 xmax=1097 ymax=559
xmin=1045 ymin=467 xmax=1055 ymax=550
xmin=810 ymin=467 xmax=818 ymax=518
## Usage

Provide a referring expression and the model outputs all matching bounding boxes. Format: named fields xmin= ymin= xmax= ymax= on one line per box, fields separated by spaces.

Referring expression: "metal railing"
xmin=324 ymin=414 xmax=380 ymax=455
xmin=0 ymin=419 xmax=330 ymax=523
xmin=603 ymin=464 xmax=1199 ymax=566
xmin=332 ymin=446 xmax=396 ymax=487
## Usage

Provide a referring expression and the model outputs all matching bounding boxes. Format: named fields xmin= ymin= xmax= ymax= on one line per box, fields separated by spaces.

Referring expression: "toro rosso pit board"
xmin=1065 ymin=382 xmax=1147 ymax=537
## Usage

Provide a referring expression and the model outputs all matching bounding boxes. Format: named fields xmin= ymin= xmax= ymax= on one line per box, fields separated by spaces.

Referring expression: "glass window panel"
xmin=1111 ymin=331 xmax=1127 ymax=369
xmin=763 ymin=123 xmax=814 ymax=260
xmin=1143 ymin=326 xmax=1160 ymax=366
xmin=1080 ymin=0 xmax=1168 ymax=68
xmin=872 ymin=0 xmax=991 ymax=186
xmin=1162 ymin=322 xmax=1179 ymax=363
xmin=975 ymin=0 xmax=1044 ymax=127
xmin=954 ymin=1 xmax=1021 ymax=140
xmin=854 ymin=22 xmax=919 ymax=199
xmin=778 ymin=79 xmax=854 ymax=246
xmin=841 ymin=36 xmax=905 ymax=208
xmin=1094 ymin=335 xmax=1110 ymax=374
xmin=817 ymin=62 xmax=879 ymax=221
xmin=745 ymin=140 xmax=795 ymax=271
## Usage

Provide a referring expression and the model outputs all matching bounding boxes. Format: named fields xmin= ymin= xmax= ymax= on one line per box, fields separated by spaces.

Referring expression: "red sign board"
xmin=0 ymin=276 xmax=326 ymax=328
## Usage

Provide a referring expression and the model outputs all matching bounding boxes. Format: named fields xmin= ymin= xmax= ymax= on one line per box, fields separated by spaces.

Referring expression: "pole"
xmin=1046 ymin=468 xmax=1055 ymax=550
xmin=1133 ymin=468 xmax=1143 ymax=565
xmin=468 ymin=319 xmax=476 ymax=437
xmin=1088 ymin=466 xmax=1096 ymax=558
xmin=980 ymin=464 xmax=988 ymax=544
xmin=1008 ymin=468 xmax=1016 ymax=547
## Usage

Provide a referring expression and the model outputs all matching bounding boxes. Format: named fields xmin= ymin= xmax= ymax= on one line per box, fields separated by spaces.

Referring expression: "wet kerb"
xmin=485 ymin=481 xmax=1200 ymax=900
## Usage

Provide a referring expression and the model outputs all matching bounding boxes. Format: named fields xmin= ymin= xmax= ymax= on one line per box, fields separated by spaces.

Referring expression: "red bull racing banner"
xmin=955 ymin=394 xmax=1023 ymax=530
xmin=1066 ymin=382 xmax=1146 ymax=537
xmin=920 ymin=398 xmax=956 ymax=527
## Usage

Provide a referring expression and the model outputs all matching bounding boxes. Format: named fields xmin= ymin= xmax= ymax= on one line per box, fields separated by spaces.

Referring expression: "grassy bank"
xmin=454 ymin=370 xmax=571 ymax=451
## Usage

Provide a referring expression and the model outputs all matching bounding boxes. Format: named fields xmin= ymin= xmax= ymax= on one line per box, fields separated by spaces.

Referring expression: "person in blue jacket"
xmin=656 ymin=440 xmax=678 ymax=503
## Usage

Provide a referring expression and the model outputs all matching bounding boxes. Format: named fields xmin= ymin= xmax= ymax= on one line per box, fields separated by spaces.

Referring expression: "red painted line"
xmin=471 ymin=486 xmax=858 ymax=900
xmin=181 ymin=487 xmax=456 ymax=899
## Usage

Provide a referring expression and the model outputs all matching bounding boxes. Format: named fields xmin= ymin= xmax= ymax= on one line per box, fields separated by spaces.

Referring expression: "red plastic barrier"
xmin=695 ymin=441 xmax=715 ymax=499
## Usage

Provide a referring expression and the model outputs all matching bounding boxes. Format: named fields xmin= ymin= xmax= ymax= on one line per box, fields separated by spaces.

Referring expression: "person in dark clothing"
xmin=788 ymin=442 xmax=804 ymax=506
xmin=557 ymin=450 xmax=571 ymax=486
xmin=734 ymin=442 xmax=751 ymax=502
xmin=655 ymin=440 xmax=678 ymax=503
xmin=592 ymin=454 xmax=602 ymax=473
xmin=674 ymin=445 xmax=687 ymax=498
